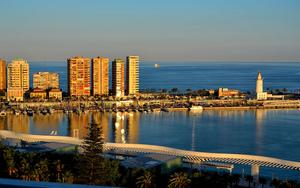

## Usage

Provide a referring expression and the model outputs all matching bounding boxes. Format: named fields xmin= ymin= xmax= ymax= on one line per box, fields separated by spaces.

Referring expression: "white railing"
xmin=0 ymin=130 xmax=300 ymax=170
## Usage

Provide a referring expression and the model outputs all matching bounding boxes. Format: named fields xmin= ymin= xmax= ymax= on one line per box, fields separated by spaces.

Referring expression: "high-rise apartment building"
xmin=126 ymin=56 xmax=139 ymax=95
xmin=92 ymin=57 xmax=109 ymax=96
xmin=7 ymin=59 xmax=29 ymax=101
xmin=67 ymin=57 xmax=91 ymax=97
xmin=0 ymin=59 xmax=6 ymax=91
xmin=112 ymin=59 xmax=125 ymax=97
xmin=33 ymin=72 xmax=59 ymax=90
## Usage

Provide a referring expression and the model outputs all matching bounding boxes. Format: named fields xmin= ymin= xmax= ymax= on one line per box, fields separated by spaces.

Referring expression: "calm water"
xmin=29 ymin=61 xmax=300 ymax=92
xmin=1 ymin=110 xmax=299 ymax=161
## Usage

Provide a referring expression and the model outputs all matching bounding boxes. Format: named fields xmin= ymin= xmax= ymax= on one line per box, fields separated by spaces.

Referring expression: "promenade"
xmin=1 ymin=130 xmax=300 ymax=179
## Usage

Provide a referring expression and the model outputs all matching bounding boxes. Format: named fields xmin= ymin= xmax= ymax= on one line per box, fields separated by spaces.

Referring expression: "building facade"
xmin=256 ymin=72 xmax=267 ymax=100
xmin=92 ymin=57 xmax=109 ymax=96
xmin=218 ymin=88 xmax=241 ymax=98
xmin=0 ymin=59 xmax=6 ymax=91
xmin=30 ymin=88 xmax=47 ymax=99
xmin=126 ymin=56 xmax=139 ymax=95
xmin=33 ymin=72 xmax=59 ymax=90
xmin=48 ymin=88 xmax=62 ymax=100
xmin=67 ymin=57 xmax=91 ymax=97
xmin=112 ymin=59 xmax=125 ymax=97
xmin=7 ymin=59 xmax=29 ymax=101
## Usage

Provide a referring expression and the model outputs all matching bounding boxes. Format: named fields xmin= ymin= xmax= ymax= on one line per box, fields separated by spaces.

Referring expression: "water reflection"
xmin=0 ymin=112 xmax=141 ymax=144
xmin=111 ymin=112 xmax=140 ymax=143
xmin=1 ymin=110 xmax=300 ymax=162
xmin=32 ymin=113 xmax=64 ymax=135
xmin=92 ymin=112 xmax=110 ymax=141
xmin=68 ymin=113 xmax=89 ymax=139
xmin=255 ymin=109 xmax=267 ymax=155
xmin=6 ymin=115 xmax=30 ymax=134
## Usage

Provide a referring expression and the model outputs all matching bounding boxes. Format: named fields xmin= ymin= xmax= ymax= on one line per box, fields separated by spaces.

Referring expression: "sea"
xmin=2 ymin=62 xmax=300 ymax=179
xmin=29 ymin=61 xmax=300 ymax=93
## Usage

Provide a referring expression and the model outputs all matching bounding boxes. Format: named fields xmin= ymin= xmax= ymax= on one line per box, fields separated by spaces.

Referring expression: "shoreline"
xmin=3 ymin=99 xmax=300 ymax=114
xmin=2 ymin=106 xmax=300 ymax=116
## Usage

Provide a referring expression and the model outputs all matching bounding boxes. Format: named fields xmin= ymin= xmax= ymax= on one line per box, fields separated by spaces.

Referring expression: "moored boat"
xmin=27 ymin=109 xmax=34 ymax=116
xmin=188 ymin=105 xmax=203 ymax=111
xmin=161 ymin=107 xmax=169 ymax=112
xmin=14 ymin=109 xmax=20 ymax=115
xmin=41 ymin=109 xmax=48 ymax=115
xmin=48 ymin=108 xmax=54 ymax=114
xmin=63 ymin=109 xmax=70 ymax=114
xmin=0 ymin=110 xmax=6 ymax=116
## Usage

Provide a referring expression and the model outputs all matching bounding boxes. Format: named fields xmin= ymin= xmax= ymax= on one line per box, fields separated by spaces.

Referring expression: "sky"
xmin=0 ymin=0 xmax=299 ymax=62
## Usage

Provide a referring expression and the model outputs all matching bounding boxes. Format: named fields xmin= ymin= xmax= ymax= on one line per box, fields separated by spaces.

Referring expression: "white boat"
xmin=14 ymin=110 xmax=20 ymax=115
xmin=154 ymin=63 xmax=160 ymax=68
xmin=0 ymin=111 xmax=6 ymax=116
xmin=189 ymin=106 xmax=203 ymax=111
xmin=48 ymin=108 xmax=54 ymax=114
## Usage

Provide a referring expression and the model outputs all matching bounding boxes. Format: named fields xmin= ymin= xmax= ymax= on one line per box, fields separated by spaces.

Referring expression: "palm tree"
xmin=161 ymin=88 xmax=168 ymax=94
xmin=61 ymin=170 xmax=74 ymax=183
xmin=38 ymin=159 xmax=49 ymax=181
xmin=259 ymin=177 xmax=267 ymax=188
xmin=186 ymin=88 xmax=192 ymax=94
xmin=136 ymin=171 xmax=155 ymax=188
xmin=18 ymin=158 xmax=31 ymax=180
xmin=53 ymin=160 xmax=64 ymax=182
xmin=245 ymin=175 xmax=253 ymax=188
xmin=3 ymin=148 xmax=17 ymax=177
xmin=171 ymin=88 xmax=179 ymax=94
xmin=32 ymin=159 xmax=49 ymax=182
xmin=168 ymin=172 xmax=191 ymax=188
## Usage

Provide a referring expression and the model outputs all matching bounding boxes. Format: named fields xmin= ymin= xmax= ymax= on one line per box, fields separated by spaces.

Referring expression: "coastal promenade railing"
xmin=0 ymin=130 xmax=300 ymax=171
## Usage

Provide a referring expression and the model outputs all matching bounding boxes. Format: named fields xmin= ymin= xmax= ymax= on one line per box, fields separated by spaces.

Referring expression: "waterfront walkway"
xmin=1 ymin=130 xmax=300 ymax=175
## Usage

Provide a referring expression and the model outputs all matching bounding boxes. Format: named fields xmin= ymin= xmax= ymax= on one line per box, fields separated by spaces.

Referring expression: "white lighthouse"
xmin=256 ymin=72 xmax=267 ymax=100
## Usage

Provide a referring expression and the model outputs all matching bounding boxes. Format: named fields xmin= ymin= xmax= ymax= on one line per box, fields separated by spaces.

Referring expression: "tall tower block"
xmin=112 ymin=59 xmax=125 ymax=97
xmin=126 ymin=56 xmax=139 ymax=95
xmin=0 ymin=59 xmax=6 ymax=91
xmin=67 ymin=57 xmax=91 ymax=97
xmin=92 ymin=57 xmax=109 ymax=96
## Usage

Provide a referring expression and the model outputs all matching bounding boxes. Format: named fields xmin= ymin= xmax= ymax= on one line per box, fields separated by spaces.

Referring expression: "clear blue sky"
xmin=0 ymin=0 xmax=299 ymax=62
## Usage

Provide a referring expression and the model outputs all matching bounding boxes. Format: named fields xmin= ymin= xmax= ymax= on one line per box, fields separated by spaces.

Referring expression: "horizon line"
xmin=14 ymin=60 xmax=300 ymax=63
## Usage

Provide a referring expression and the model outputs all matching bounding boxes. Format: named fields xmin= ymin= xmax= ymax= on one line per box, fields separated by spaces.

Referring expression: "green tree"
xmin=103 ymin=159 xmax=120 ymax=186
xmin=168 ymin=172 xmax=191 ymax=188
xmin=77 ymin=122 xmax=105 ymax=185
xmin=136 ymin=171 xmax=155 ymax=188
